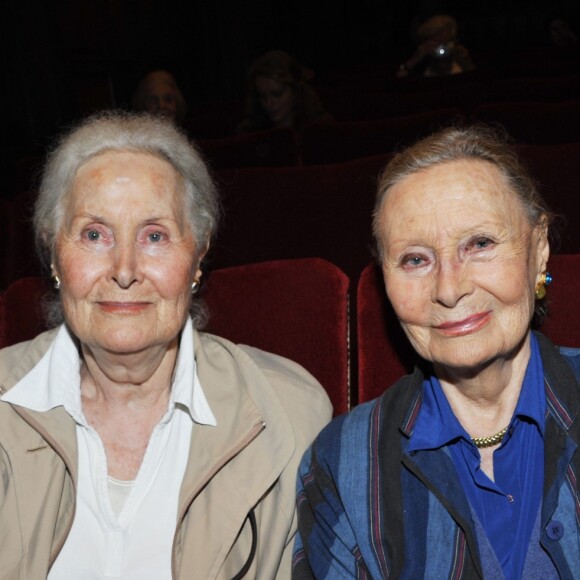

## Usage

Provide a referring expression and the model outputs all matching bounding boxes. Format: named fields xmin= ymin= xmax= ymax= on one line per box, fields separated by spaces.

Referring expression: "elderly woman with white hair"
xmin=0 ymin=112 xmax=331 ymax=579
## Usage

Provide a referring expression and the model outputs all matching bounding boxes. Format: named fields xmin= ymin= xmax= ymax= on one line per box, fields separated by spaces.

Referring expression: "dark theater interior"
xmin=2 ymin=0 xmax=580 ymax=409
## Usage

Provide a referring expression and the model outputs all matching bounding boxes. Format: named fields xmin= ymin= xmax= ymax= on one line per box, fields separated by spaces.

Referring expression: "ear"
xmin=534 ymin=216 xmax=550 ymax=281
xmin=194 ymin=243 xmax=209 ymax=281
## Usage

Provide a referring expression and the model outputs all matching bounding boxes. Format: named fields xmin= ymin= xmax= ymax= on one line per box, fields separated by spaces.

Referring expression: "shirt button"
xmin=506 ymin=494 xmax=514 ymax=503
xmin=546 ymin=520 xmax=564 ymax=541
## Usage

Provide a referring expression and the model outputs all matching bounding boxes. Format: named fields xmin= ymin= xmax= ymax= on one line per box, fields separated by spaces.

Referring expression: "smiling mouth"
xmin=434 ymin=312 xmax=491 ymax=336
xmin=97 ymin=301 xmax=151 ymax=314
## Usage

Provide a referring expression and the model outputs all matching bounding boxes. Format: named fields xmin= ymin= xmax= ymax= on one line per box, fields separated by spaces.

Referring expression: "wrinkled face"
xmin=255 ymin=76 xmax=295 ymax=127
xmin=377 ymin=159 xmax=549 ymax=373
xmin=143 ymin=78 xmax=179 ymax=120
xmin=54 ymin=151 xmax=200 ymax=355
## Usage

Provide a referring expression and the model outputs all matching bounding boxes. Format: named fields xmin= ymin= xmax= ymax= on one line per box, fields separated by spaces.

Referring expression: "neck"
xmin=435 ymin=334 xmax=532 ymax=438
xmin=80 ymin=339 xmax=178 ymax=408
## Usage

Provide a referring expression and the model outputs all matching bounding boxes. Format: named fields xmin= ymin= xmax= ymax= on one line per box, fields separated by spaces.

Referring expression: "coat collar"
xmin=0 ymin=329 xmax=79 ymax=479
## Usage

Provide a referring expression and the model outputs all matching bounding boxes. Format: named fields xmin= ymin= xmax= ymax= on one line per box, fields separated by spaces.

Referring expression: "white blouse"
xmin=2 ymin=320 xmax=216 ymax=579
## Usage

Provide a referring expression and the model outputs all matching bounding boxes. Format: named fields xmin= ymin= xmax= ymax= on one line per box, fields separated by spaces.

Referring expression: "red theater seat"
xmin=321 ymin=85 xmax=481 ymax=122
xmin=212 ymin=154 xmax=389 ymax=280
xmin=302 ymin=109 xmax=465 ymax=165
xmin=538 ymin=254 xmax=580 ymax=348
xmin=515 ymin=142 xmax=580 ymax=254
xmin=486 ymin=75 xmax=580 ymax=105
xmin=203 ymin=258 xmax=350 ymax=415
xmin=197 ymin=127 xmax=298 ymax=170
xmin=356 ymin=263 xmax=418 ymax=405
xmin=0 ymin=199 xmax=10 ymax=289
xmin=0 ymin=276 xmax=51 ymax=348
xmin=0 ymin=258 xmax=351 ymax=416
xmin=471 ymin=101 xmax=580 ymax=145
xmin=1 ymin=190 xmax=42 ymax=290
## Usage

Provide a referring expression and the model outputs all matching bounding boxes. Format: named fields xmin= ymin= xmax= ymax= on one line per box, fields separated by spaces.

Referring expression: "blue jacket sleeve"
xmin=292 ymin=442 xmax=372 ymax=579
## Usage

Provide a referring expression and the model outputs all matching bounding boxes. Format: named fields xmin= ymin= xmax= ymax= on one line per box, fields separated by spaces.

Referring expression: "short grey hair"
xmin=372 ymin=124 xmax=553 ymax=262
xmin=34 ymin=110 xmax=220 ymax=328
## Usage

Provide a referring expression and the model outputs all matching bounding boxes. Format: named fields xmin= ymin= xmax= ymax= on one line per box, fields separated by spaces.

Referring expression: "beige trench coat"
xmin=0 ymin=328 xmax=332 ymax=579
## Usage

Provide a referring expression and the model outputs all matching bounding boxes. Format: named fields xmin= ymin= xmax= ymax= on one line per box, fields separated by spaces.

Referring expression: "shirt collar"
xmin=172 ymin=318 xmax=216 ymax=426
xmin=409 ymin=333 xmax=546 ymax=452
xmin=1 ymin=318 xmax=216 ymax=427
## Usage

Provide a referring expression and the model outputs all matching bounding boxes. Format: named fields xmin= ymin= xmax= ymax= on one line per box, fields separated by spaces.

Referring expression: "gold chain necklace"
xmin=471 ymin=426 xmax=509 ymax=449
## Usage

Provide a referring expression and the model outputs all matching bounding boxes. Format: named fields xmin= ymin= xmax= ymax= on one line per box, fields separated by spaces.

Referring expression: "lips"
xmin=97 ymin=301 xmax=151 ymax=314
xmin=434 ymin=311 xmax=491 ymax=336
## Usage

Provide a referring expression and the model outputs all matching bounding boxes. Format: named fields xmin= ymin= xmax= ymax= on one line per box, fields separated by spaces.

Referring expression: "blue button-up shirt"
xmin=409 ymin=334 xmax=545 ymax=579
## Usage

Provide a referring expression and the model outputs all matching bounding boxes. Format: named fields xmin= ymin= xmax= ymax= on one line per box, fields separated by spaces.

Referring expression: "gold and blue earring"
xmin=535 ymin=271 xmax=552 ymax=300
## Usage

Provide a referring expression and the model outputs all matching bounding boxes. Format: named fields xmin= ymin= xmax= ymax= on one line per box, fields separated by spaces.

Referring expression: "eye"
xmin=400 ymin=252 xmax=430 ymax=270
xmin=80 ymin=225 xmax=112 ymax=248
xmin=467 ymin=236 xmax=495 ymax=252
xmin=85 ymin=229 xmax=101 ymax=241
xmin=141 ymin=228 xmax=169 ymax=246
xmin=148 ymin=231 xmax=163 ymax=243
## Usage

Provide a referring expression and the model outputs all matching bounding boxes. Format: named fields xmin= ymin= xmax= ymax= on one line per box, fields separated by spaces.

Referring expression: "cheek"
xmin=150 ymin=250 xmax=196 ymax=299
xmin=482 ymin=261 xmax=535 ymax=313
xmin=387 ymin=282 xmax=433 ymax=355
xmin=56 ymin=245 xmax=106 ymax=298
xmin=386 ymin=278 xmax=431 ymax=324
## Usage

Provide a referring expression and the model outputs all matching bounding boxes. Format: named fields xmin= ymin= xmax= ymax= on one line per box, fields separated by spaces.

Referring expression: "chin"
xmin=431 ymin=336 xmax=527 ymax=375
xmin=90 ymin=327 xmax=165 ymax=355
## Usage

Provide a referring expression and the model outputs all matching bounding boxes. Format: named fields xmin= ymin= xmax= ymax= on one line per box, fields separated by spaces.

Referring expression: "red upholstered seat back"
xmin=356 ymin=254 xmax=580 ymax=405
xmin=203 ymin=258 xmax=350 ymax=415
xmin=356 ymin=263 xmax=418 ymax=405
xmin=1 ymin=190 xmax=42 ymax=289
xmin=471 ymin=101 xmax=580 ymax=145
xmin=515 ymin=142 xmax=580 ymax=254
xmin=213 ymin=154 xmax=389 ymax=280
xmin=197 ymin=127 xmax=298 ymax=170
xmin=538 ymin=254 xmax=580 ymax=347
xmin=0 ymin=199 xmax=10 ymax=289
xmin=0 ymin=258 xmax=350 ymax=416
xmin=301 ymin=108 xmax=465 ymax=165
xmin=0 ymin=276 xmax=52 ymax=349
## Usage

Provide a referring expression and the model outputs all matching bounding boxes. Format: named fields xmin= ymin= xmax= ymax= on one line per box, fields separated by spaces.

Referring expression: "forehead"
xmin=380 ymin=159 xmax=529 ymax=243
xmin=69 ymin=150 xmax=183 ymax=208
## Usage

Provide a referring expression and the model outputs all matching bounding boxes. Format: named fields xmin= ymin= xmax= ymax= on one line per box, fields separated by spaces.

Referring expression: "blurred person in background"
xmin=238 ymin=50 xmax=332 ymax=133
xmin=132 ymin=70 xmax=188 ymax=124
xmin=397 ymin=15 xmax=475 ymax=78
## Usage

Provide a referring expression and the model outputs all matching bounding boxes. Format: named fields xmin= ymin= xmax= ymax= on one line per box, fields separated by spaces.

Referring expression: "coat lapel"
xmin=173 ymin=332 xmax=296 ymax=578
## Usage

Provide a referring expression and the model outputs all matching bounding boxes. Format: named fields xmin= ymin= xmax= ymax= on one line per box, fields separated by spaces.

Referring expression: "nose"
xmin=433 ymin=257 xmax=473 ymax=308
xmin=111 ymin=239 xmax=140 ymax=289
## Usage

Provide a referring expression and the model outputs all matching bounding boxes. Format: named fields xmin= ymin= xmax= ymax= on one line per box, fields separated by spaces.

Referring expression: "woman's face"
xmin=377 ymin=159 xmax=549 ymax=373
xmin=143 ymin=78 xmax=179 ymax=120
xmin=255 ymin=76 xmax=295 ymax=127
xmin=54 ymin=150 xmax=200 ymax=356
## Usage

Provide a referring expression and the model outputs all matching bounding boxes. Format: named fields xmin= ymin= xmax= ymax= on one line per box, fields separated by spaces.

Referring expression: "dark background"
xmin=2 ymin=0 xmax=580 ymax=168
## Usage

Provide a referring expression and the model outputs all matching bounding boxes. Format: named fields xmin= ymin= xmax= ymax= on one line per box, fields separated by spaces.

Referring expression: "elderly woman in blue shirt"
xmin=294 ymin=126 xmax=580 ymax=579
